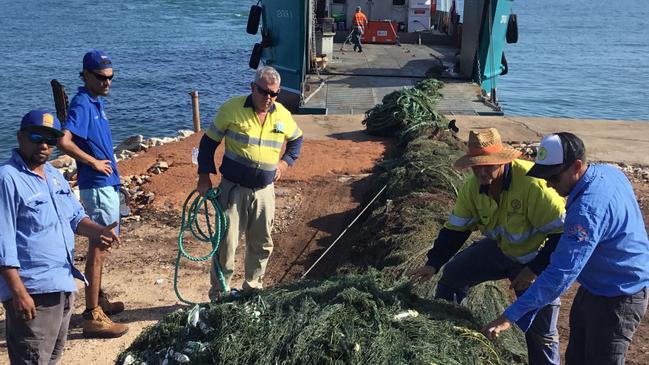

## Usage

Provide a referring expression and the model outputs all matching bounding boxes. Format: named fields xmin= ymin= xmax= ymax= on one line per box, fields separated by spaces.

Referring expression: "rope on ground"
xmin=174 ymin=188 xmax=228 ymax=305
xmin=301 ymin=183 xmax=389 ymax=279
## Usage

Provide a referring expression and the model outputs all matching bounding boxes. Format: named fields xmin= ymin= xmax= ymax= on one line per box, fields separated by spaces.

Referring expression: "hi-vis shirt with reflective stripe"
xmin=445 ymin=159 xmax=565 ymax=263
xmin=206 ymin=95 xmax=302 ymax=172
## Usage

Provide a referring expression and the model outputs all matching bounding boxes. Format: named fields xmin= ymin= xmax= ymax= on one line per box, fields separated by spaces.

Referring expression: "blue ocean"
xmin=0 ymin=0 xmax=647 ymax=159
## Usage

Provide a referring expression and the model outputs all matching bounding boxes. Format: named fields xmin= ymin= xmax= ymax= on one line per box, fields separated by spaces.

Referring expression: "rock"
xmin=176 ymin=129 xmax=195 ymax=138
xmin=51 ymin=155 xmax=75 ymax=169
xmin=120 ymin=175 xmax=133 ymax=186
xmin=62 ymin=167 xmax=77 ymax=181
xmin=116 ymin=135 xmax=148 ymax=152
xmin=155 ymin=278 xmax=165 ymax=285
xmin=122 ymin=215 xmax=141 ymax=223
xmin=152 ymin=161 xmax=169 ymax=169
xmin=115 ymin=149 xmax=137 ymax=161
xmin=144 ymin=192 xmax=155 ymax=204
xmin=147 ymin=137 xmax=175 ymax=147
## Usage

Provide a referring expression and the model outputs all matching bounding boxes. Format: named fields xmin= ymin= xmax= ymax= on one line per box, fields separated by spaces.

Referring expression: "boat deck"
xmin=301 ymin=42 xmax=500 ymax=116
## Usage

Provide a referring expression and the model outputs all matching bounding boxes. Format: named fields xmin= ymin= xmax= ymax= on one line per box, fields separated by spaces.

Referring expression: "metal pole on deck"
xmin=190 ymin=90 xmax=201 ymax=132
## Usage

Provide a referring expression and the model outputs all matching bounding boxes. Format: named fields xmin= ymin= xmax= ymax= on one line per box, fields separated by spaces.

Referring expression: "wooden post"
xmin=190 ymin=90 xmax=201 ymax=132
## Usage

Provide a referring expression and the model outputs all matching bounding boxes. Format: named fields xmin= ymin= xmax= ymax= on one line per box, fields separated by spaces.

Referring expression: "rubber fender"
xmin=506 ymin=14 xmax=518 ymax=44
xmin=249 ymin=43 xmax=263 ymax=69
xmin=247 ymin=5 xmax=262 ymax=35
xmin=501 ymin=53 xmax=508 ymax=76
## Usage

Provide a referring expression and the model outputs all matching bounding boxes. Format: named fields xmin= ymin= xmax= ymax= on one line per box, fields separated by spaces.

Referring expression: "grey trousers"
xmin=566 ymin=286 xmax=648 ymax=365
xmin=210 ymin=178 xmax=275 ymax=298
xmin=3 ymin=291 xmax=75 ymax=365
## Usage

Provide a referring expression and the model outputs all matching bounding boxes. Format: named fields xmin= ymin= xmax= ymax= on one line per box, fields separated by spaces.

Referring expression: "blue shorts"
xmin=79 ymin=186 xmax=120 ymax=234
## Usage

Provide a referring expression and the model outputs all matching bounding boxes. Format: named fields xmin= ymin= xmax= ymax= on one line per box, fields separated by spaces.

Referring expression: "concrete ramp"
xmin=302 ymin=42 xmax=499 ymax=116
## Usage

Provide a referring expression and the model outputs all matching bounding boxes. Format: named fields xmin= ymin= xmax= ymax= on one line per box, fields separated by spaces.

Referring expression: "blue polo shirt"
xmin=65 ymin=87 xmax=120 ymax=190
xmin=0 ymin=150 xmax=87 ymax=301
xmin=504 ymin=164 xmax=649 ymax=331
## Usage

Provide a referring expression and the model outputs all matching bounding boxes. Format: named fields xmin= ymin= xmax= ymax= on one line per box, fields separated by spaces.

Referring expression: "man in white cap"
xmin=484 ymin=132 xmax=649 ymax=365
xmin=410 ymin=127 xmax=566 ymax=365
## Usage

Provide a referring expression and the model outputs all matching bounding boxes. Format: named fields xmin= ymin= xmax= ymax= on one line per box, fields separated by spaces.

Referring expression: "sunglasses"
xmin=255 ymin=83 xmax=280 ymax=98
xmin=92 ymin=72 xmax=114 ymax=82
xmin=546 ymin=165 xmax=571 ymax=184
xmin=27 ymin=133 xmax=59 ymax=146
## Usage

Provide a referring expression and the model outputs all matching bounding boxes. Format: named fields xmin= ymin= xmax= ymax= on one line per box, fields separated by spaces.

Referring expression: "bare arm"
xmin=75 ymin=218 xmax=121 ymax=249
xmin=0 ymin=267 xmax=36 ymax=320
xmin=57 ymin=130 xmax=112 ymax=175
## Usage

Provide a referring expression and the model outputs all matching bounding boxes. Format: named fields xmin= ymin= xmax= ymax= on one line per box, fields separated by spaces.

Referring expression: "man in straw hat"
xmin=410 ymin=128 xmax=566 ymax=365
xmin=484 ymin=132 xmax=649 ymax=365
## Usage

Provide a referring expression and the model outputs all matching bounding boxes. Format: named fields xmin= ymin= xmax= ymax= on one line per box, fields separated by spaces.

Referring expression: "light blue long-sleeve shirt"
xmin=504 ymin=164 xmax=649 ymax=331
xmin=0 ymin=150 xmax=87 ymax=301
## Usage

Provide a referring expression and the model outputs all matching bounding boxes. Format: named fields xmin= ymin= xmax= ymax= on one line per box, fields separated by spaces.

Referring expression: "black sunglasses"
xmin=28 ymin=133 xmax=59 ymax=146
xmin=255 ymin=83 xmax=280 ymax=98
xmin=92 ymin=72 xmax=114 ymax=82
xmin=546 ymin=165 xmax=571 ymax=184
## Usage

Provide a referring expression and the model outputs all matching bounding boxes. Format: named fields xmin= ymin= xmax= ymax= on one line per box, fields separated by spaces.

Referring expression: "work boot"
xmin=99 ymin=289 xmax=125 ymax=315
xmin=82 ymin=306 xmax=129 ymax=338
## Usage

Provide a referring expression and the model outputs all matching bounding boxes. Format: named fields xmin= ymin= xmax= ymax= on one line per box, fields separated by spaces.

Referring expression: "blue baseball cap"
xmin=83 ymin=50 xmax=113 ymax=71
xmin=20 ymin=110 xmax=64 ymax=137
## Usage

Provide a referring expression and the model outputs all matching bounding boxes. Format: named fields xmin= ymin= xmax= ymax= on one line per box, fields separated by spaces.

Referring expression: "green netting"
xmin=362 ymin=78 xmax=447 ymax=145
xmin=118 ymin=272 xmax=525 ymax=365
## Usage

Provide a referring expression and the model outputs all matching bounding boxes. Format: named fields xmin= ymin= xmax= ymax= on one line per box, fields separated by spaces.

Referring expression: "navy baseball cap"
xmin=83 ymin=50 xmax=113 ymax=71
xmin=20 ymin=110 xmax=64 ymax=137
xmin=527 ymin=132 xmax=585 ymax=179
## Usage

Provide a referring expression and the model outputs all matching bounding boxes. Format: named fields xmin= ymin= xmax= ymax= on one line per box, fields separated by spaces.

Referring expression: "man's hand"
xmin=98 ymin=221 xmax=121 ymax=250
xmin=90 ymin=159 xmax=113 ymax=176
xmin=13 ymin=292 xmax=36 ymax=321
xmin=483 ymin=314 xmax=512 ymax=340
xmin=274 ymin=160 xmax=289 ymax=182
xmin=510 ymin=266 xmax=537 ymax=292
xmin=408 ymin=265 xmax=438 ymax=284
xmin=197 ymin=173 xmax=213 ymax=196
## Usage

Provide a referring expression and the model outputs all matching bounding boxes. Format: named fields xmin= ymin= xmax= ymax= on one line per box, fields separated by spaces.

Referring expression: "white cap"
xmin=535 ymin=134 xmax=564 ymax=166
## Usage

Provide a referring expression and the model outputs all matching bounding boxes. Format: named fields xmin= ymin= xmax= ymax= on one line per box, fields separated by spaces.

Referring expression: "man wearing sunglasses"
xmin=57 ymin=50 xmax=128 ymax=338
xmin=197 ymin=66 xmax=303 ymax=299
xmin=410 ymin=128 xmax=566 ymax=365
xmin=0 ymin=110 xmax=122 ymax=364
xmin=485 ymin=132 xmax=649 ymax=365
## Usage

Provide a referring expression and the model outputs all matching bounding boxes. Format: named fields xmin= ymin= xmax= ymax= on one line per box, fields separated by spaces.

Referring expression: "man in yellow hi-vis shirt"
xmin=410 ymin=128 xmax=565 ymax=365
xmin=196 ymin=66 xmax=303 ymax=298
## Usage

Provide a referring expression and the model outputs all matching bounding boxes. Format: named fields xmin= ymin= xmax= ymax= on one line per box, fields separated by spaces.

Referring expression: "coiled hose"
xmin=174 ymin=188 xmax=228 ymax=305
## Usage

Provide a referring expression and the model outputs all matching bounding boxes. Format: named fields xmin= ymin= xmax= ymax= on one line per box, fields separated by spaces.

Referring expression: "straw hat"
xmin=454 ymin=128 xmax=522 ymax=169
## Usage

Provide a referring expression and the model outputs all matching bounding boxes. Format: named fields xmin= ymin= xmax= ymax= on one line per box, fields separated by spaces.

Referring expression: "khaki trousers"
xmin=210 ymin=178 xmax=275 ymax=297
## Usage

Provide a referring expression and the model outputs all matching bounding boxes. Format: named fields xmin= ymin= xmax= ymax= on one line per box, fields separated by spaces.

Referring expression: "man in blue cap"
xmin=57 ymin=50 xmax=128 ymax=338
xmin=1 ymin=110 xmax=121 ymax=363
xmin=484 ymin=132 xmax=649 ymax=364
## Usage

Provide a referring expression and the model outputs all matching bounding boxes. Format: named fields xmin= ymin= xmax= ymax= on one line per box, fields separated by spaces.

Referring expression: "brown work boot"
xmin=82 ymin=306 xmax=129 ymax=338
xmin=99 ymin=289 xmax=125 ymax=315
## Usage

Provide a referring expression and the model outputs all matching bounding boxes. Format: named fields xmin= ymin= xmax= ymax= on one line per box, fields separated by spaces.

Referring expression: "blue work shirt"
xmin=0 ymin=150 xmax=87 ymax=301
xmin=504 ymin=164 xmax=649 ymax=331
xmin=65 ymin=87 xmax=120 ymax=189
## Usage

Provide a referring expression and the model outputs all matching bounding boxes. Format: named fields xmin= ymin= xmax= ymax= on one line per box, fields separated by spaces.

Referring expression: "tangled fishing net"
xmin=362 ymin=78 xmax=446 ymax=144
xmin=118 ymin=271 xmax=525 ymax=365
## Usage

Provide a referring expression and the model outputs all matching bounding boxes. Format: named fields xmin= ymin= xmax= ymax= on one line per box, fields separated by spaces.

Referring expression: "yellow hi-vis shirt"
xmin=445 ymin=159 xmax=565 ymax=263
xmin=205 ymin=95 xmax=303 ymax=188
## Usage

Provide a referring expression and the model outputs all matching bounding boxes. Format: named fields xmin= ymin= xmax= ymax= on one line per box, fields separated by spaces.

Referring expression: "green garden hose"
xmin=174 ymin=188 xmax=229 ymax=305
